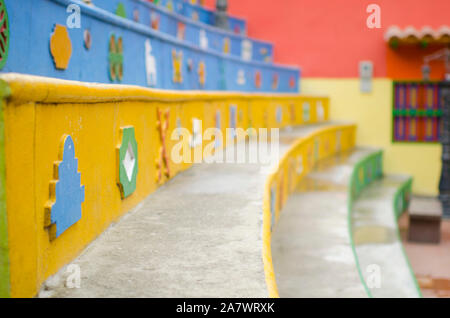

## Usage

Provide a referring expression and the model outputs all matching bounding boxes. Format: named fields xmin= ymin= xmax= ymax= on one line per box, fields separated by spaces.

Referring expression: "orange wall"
xmin=205 ymin=0 xmax=449 ymax=78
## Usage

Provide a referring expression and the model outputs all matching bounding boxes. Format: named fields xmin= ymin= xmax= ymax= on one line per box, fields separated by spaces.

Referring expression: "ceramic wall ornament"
xmin=117 ymin=126 xmax=138 ymax=198
xmin=241 ymin=40 xmax=252 ymax=61
xmin=172 ymin=49 xmax=183 ymax=83
xmin=289 ymin=76 xmax=296 ymax=89
xmin=156 ymin=108 xmax=171 ymax=183
xmin=255 ymin=71 xmax=262 ymax=89
xmin=192 ymin=11 xmax=199 ymax=21
xmin=197 ymin=61 xmax=206 ymax=87
xmin=116 ymin=3 xmax=126 ymax=18
xmin=145 ymin=39 xmax=157 ymax=87
xmin=44 ymin=135 xmax=85 ymax=240
xmin=133 ymin=9 xmax=140 ymax=22
xmin=272 ymin=73 xmax=279 ymax=90
xmin=302 ymin=102 xmax=310 ymax=122
xmin=50 ymin=24 xmax=72 ymax=70
xmin=276 ymin=106 xmax=283 ymax=124
xmin=223 ymin=37 xmax=230 ymax=54
xmin=0 ymin=0 xmax=10 ymax=70
xmin=150 ymin=10 xmax=160 ymax=30
xmin=236 ymin=69 xmax=246 ymax=86
xmin=177 ymin=22 xmax=186 ymax=40
xmin=109 ymin=34 xmax=124 ymax=82
xmin=83 ymin=29 xmax=92 ymax=50
xmin=166 ymin=0 xmax=174 ymax=11
xmin=199 ymin=30 xmax=208 ymax=49
xmin=187 ymin=58 xmax=193 ymax=72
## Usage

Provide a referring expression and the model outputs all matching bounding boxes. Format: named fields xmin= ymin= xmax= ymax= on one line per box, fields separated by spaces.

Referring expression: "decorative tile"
xmin=50 ymin=24 xmax=72 ymax=70
xmin=145 ymin=39 xmax=157 ymax=87
xmin=0 ymin=0 xmax=9 ymax=69
xmin=172 ymin=49 xmax=183 ymax=83
xmin=44 ymin=135 xmax=85 ymax=240
xmin=117 ymin=126 xmax=138 ymax=198
xmin=156 ymin=108 xmax=171 ymax=183
xmin=108 ymin=34 xmax=124 ymax=82
xmin=197 ymin=61 xmax=206 ymax=87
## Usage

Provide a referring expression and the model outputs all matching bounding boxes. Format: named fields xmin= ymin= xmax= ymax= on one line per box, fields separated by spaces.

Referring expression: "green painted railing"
xmin=347 ymin=150 xmax=384 ymax=298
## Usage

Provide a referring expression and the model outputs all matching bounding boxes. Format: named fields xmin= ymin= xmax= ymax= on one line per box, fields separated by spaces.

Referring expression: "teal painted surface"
xmin=0 ymin=80 xmax=11 ymax=298
xmin=347 ymin=150 xmax=384 ymax=298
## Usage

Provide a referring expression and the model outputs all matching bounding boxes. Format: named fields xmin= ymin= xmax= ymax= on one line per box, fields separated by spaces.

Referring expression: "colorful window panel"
xmin=393 ymin=81 xmax=442 ymax=143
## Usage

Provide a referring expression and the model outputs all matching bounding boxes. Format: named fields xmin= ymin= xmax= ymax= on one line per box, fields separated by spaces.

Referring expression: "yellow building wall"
xmin=302 ymin=78 xmax=441 ymax=196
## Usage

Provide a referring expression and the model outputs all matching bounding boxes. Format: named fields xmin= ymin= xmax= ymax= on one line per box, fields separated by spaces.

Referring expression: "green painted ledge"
xmin=347 ymin=150 xmax=422 ymax=298
xmin=0 ymin=79 xmax=11 ymax=298
xmin=347 ymin=150 xmax=384 ymax=298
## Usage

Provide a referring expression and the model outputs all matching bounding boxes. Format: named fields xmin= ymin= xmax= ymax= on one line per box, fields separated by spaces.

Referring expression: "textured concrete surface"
xmin=352 ymin=176 xmax=421 ymax=298
xmin=271 ymin=149 xmax=377 ymax=298
xmin=38 ymin=123 xmax=332 ymax=298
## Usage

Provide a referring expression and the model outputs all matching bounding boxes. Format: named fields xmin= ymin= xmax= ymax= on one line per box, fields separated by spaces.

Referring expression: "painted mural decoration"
xmin=237 ymin=69 xmax=246 ymax=86
xmin=0 ymin=0 xmax=9 ymax=69
xmin=289 ymin=76 xmax=296 ymax=89
xmin=255 ymin=71 xmax=262 ymax=89
xmin=150 ymin=10 xmax=160 ymax=30
xmin=133 ymin=9 xmax=140 ymax=22
xmin=145 ymin=39 xmax=157 ymax=87
xmin=241 ymin=40 xmax=252 ymax=61
xmin=172 ymin=49 xmax=183 ymax=83
xmin=156 ymin=108 xmax=171 ymax=183
xmin=117 ymin=126 xmax=138 ymax=198
xmin=223 ymin=37 xmax=230 ymax=54
xmin=199 ymin=29 xmax=208 ymax=49
xmin=198 ymin=61 xmax=206 ymax=87
xmin=44 ymin=135 xmax=85 ymax=240
xmin=50 ymin=24 xmax=72 ymax=70
xmin=116 ymin=3 xmax=126 ymax=18
xmin=83 ymin=29 xmax=92 ymax=50
xmin=109 ymin=34 xmax=124 ymax=82
xmin=272 ymin=73 xmax=279 ymax=90
xmin=177 ymin=22 xmax=186 ymax=40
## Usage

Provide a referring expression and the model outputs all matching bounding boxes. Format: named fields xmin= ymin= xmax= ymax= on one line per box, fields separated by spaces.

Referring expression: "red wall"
xmin=205 ymin=0 xmax=449 ymax=78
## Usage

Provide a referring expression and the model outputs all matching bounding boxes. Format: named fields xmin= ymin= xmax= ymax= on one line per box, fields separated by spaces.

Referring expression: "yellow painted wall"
xmin=302 ymin=78 xmax=441 ymax=196
xmin=1 ymin=74 xmax=329 ymax=297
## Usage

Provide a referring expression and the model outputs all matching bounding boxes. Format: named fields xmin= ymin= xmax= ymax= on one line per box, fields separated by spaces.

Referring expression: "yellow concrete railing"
xmin=262 ymin=124 xmax=356 ymax=297
xmin=0 ymin=74 xmax=329 ymax=298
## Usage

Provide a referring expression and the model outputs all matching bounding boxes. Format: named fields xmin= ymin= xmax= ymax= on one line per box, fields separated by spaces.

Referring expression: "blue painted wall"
xmin=93 ymin=0 xmax=272 ymax=63
xmin=2 ymin=0 xmax=299 ymax=92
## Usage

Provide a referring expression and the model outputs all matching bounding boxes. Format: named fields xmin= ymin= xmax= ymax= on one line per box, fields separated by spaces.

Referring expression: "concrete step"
xmin=351 ymin=176 xmax=422 ymax=298
xmin=38 ymin=122 xmax=338 ymax=298
xmin=271 ymin=148 xmax=380 ymax=298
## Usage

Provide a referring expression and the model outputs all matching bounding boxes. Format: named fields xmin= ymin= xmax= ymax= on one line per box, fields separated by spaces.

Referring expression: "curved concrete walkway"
xmin=352 ymin=176 xmax=421 ymax=298
xmin=38 ymin=123 xmax=333 ymax=298
xmin=271 ymin=149 xmax=377 ymax=298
